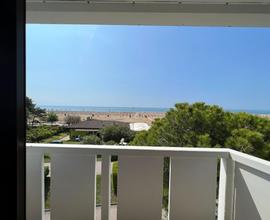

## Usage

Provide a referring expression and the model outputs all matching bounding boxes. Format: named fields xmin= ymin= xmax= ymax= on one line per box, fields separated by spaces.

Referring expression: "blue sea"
xmin=39 ymin=105 xmax=270 ymax=115
xmin=40 ymin=105 xmax=169 ymax=113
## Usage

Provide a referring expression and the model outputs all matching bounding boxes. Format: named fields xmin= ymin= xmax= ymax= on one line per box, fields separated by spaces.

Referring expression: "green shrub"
xmin=69 ymin=130 xmax=89 ymax=140
xmin=100 ymin=125 xmax=135 ymax=143
xmin=112 ymin=162 xmax=118 ymax=196
xmin=83 ymin=135 xmax=102 ymax=145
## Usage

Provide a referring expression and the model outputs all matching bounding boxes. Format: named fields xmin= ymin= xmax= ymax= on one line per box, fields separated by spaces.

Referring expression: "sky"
xmin=26 ymin=24 xmax=270 ymax=110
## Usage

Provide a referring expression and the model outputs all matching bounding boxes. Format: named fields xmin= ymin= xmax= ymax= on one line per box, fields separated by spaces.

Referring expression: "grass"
xmin=62 ymin=140 xmax=82 ymax=144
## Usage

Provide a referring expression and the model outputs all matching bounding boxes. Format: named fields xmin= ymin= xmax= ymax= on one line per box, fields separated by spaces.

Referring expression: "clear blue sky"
xmin=26 ymin=24 xmax=270 ymax=110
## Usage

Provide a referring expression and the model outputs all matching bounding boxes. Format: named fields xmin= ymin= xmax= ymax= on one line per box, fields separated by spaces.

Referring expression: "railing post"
xmin=101 ymin=155 xmax=111 ymax=220
xmin=218 ymin=158 xmax=235 ymax=220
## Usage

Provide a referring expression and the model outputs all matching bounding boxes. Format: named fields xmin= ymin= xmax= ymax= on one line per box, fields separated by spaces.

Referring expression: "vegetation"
xmin=100 ymin=125 xmax=135 ymax=143
xmin=112 ymin=162 xmax=118 ymax=196
xmin=47 ymin=112 xmax=58 ymax=124
xmin=83 ymin=135 xmax=102 ymax=145
xmin=38 ymin=102 xmax=270 ymax=211
xmin=68 ymin=125 xmax=135 ymax=145
xmin=131 ymin=102 xmax=270 ymax=160
xmin=42 ymin=132 xmax=68 ymax=143
xmin=94 ymin=173 xmax=118 ymax=205
xmin=69 ymin=130 xmax=89 ymax=141
xmin=26 ymin=96 xmax=47 ymax=126
xmin=26 ymin=125 xmax=66 ymax=143
xmin=65 ymin=115 xmax=81 ymax=125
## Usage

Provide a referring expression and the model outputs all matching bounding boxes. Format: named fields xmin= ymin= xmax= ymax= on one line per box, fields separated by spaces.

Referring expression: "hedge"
xmin=26 ymin=125 xmax=67 ymax=142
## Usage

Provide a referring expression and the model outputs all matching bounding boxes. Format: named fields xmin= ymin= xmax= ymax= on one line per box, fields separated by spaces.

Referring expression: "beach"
xmin=52 ymin=110 xmax=270 ymax=126
xmin=55 ymin=111 xmax=166 ymax=125
xmin=257 ymin=114 xmax=270 ymax=119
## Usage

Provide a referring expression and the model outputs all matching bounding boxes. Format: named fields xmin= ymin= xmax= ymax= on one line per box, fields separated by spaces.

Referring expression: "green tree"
xmin=26 ymin=96 xmax=35 ymax=120
xmin=131 ymin=102 xmax=231 ymax=147
xmin=100 ymin=125 xmax=135 ymax=143
xmin=131 ymin=102 xmax=270 ymax=160
xmin=47 ymin=112 xmax=58 ymax=124
xmin=225 ymin=128 xmax=266 ymax=158
xmin=130 ymin=130 xmax=149 ymax=146
xmin=197 ymin=134 xmax=212 ymax=147
xmin=26 ymin=96 xmax=47 ymax=126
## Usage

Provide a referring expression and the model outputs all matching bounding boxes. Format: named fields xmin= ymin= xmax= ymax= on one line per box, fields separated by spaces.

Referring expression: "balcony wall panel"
xmin=50 ymin=153 xmax=96 ymax=220
xmin=169 ymin=157 xmax=217 ymax=220
xmin=234 ymin=162 xmax=270 ymax=220
xmin=117 ymin=155 xmax=164 ymax=220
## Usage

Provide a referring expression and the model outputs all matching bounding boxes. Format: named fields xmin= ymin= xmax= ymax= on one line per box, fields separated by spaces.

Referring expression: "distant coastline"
xmin=39 ymin=105 xmax=270 ymax=115
xmin=39 ymin=105 xmax=270 ymax=126
xmin=39 ymin=105 xmax=170 ymax=113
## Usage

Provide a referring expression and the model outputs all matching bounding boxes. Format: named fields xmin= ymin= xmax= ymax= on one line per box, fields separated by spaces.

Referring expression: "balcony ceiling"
xmin=27 ymin=0 xmax=270 ymax=26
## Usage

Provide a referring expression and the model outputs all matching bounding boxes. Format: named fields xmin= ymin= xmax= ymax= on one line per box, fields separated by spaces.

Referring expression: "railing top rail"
xmin=229 ymin=149 xmax=270 ymax=175
xmin=26 ymin=143 xmax=270 ymax=174
xmin=26 ymin=143 xmax=230 ymax=158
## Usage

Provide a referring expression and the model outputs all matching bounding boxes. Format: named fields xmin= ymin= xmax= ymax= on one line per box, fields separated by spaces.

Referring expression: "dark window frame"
xmin=1 ymin=1 xmax=25 ymax=220
xmin=17 ymin=0 xmax=26 ymax=219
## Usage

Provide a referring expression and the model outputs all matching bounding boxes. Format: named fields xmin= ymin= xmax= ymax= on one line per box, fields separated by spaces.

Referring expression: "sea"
xmin=39 ymin=105 xmax=270 ymax=115
xmin=40 ymin=105 xmax=169 ymax=113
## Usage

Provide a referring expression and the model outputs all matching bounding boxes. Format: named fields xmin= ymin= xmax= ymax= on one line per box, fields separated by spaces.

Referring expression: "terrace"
xmin=26 ymin=143 xmax=270 ymax=220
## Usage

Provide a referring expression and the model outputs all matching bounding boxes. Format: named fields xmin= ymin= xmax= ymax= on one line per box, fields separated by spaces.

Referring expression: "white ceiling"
xmin=26 ymin=0 xmax=270 ymax=3
xmin=26 ymin=0 xmax=270 ymax=26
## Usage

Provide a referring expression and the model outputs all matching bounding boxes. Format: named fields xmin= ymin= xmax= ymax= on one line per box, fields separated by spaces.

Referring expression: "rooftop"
xmin=68 ymin=119 xmax=129 ymax=130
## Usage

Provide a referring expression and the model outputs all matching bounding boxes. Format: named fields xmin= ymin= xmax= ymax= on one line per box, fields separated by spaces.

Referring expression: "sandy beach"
xmin=55 ymin=111 xmax=166 ymax=125
xmin=53 ymin=110 xmax=270 ymax=126
xmin=257 ymin=114 xmax=270 ymax=119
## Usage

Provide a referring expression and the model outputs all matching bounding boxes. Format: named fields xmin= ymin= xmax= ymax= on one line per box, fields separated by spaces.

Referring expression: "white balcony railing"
xmin=26 ymin=143 xmax=270 ymax=220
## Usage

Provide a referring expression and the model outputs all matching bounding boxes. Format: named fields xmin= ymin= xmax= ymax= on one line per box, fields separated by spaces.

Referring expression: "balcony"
xmin=26 ymin=143 xmax=270 ymax=220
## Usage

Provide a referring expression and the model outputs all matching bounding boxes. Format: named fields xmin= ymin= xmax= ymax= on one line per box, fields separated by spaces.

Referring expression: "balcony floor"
xmin=44 ymin=205 xmax=168 ymax=220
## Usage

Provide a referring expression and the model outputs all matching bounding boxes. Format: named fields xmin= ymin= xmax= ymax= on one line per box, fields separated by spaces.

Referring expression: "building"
xmin=129 ymin=122 xmax=150 ymax=131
